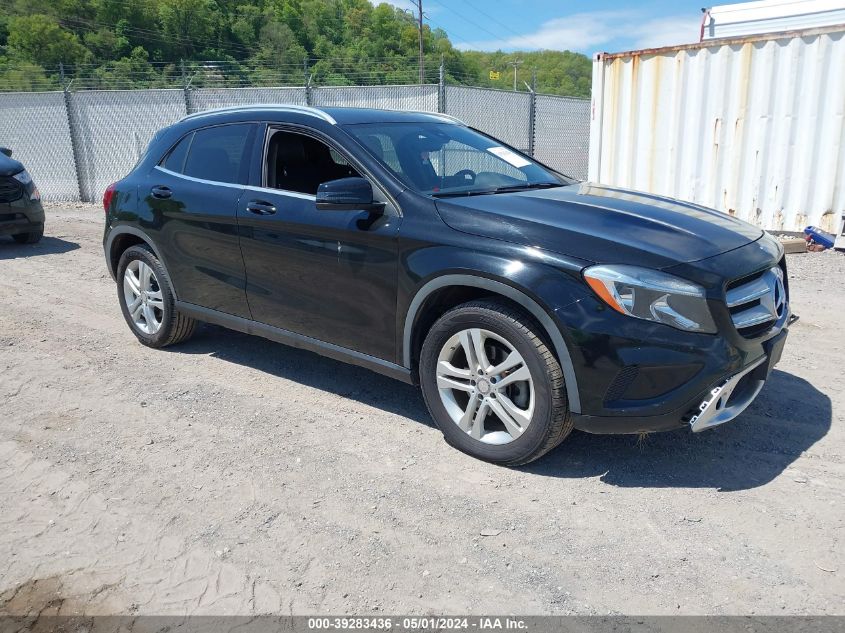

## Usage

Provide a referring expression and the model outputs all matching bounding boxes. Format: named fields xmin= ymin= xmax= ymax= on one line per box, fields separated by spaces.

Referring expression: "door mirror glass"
xmin=0 ymin=147 xmax=12 ymax=157
xmin=316 ymin=177 xmax=384 ymax=213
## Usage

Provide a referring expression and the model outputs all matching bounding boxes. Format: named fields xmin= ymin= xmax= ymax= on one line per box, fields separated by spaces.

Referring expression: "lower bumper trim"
xmin=688 ymin=356 xmax=767 ymax=432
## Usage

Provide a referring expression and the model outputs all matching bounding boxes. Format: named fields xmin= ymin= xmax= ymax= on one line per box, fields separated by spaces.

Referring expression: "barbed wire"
xmin=0 ymin=57 xmax=588 ymax=98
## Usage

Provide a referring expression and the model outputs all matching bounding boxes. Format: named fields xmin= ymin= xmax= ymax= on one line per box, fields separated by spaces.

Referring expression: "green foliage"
xmin=7 ymin=14 xmax=90 ymax=67
xmin=0 ymin=0 xmax=591 ymax=96
xmin=460 ymin=50 xmax=592 ymax=97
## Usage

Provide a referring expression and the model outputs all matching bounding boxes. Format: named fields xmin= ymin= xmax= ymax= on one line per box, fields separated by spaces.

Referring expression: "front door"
xmin=237 ymin=127 xmax=400 ymax=362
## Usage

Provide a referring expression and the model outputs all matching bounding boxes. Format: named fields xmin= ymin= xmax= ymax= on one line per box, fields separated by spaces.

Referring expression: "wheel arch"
xmin=403 ymin=274 xmax=581 ymax=413
xmin=105 ymin=227 xmax=177 ymax=300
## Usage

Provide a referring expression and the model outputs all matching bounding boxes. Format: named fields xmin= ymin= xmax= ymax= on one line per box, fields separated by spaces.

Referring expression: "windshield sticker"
xmin=487 ymin=146 xmax=531 ymax=168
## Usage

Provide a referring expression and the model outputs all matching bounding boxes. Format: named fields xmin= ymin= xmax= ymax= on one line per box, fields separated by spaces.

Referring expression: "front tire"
xmin=419 ymin=299 xmax=572 ymax=466
xmin=116 ymin=244 xmax=196 ymax=348
xmin=12 ymin=224 xmax=43 ymax=244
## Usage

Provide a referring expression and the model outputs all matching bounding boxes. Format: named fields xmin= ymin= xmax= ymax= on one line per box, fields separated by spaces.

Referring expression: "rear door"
xmin=144 ymin=123 xmax=256 ymax=317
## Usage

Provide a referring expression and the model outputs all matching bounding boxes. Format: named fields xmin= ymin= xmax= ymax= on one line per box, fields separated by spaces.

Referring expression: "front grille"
xmin=0 ymin=177 xmax=23 ymax=203
xmin=726 ymin=264 xmax=787 ymax=338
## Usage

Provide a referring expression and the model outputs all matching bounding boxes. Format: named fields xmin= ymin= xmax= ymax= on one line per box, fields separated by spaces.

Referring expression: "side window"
xmin=266 ymin=130 xmax=361 ymax=195
xmin=182 ymin=124 xmax=254 ymax=185
xmin=162 ymin=133 xmax=192 ymax=173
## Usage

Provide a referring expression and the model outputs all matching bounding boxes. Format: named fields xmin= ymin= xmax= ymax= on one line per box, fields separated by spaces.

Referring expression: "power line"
xmin=459 ymin=0 xmax=527 ymax=39
xmin=427 ymin=0 xmax=511 ymax=44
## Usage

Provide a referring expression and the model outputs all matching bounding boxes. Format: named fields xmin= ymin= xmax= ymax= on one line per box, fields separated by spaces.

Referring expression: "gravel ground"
xmin=0 ymin=205 xmax=843 ymax=617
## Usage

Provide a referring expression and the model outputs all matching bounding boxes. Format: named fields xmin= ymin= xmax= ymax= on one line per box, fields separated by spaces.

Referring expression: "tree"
xmin=7 ymin=14 xmax=89 ymax=67
xmin=157 ymin=0 xmax=218 ymax=59
xmin=0 ymin=0 xmax=593 ymax=95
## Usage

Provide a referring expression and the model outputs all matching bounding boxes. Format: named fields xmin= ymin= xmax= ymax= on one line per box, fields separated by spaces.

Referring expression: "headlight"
xmin=583 ymin=265 xmax=716 ymax=333
xmin=12 ymin=170 xmax=32 ymax=185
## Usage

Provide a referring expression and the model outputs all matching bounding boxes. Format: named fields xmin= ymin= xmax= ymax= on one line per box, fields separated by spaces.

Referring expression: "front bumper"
xmin=570 ymin=326 xmax=787 ymax=434
xmin=1 ymin=195 xmax=45 ymax=236
xmin=564 ymin=240 xmax=790 ymax=435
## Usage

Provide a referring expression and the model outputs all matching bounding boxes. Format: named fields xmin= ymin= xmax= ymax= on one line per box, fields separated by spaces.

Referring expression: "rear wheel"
xmin=419 ymin=299 xmax=572 ymax=466
xmin=12 ymin=224 xmax=43 ymax=244
xmin=116 ymin=244 xmax=196 ymax=348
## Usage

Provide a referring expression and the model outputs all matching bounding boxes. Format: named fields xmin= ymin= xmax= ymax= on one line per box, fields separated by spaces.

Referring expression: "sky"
xmin=378 ymin=0 xmax=712 ymax=55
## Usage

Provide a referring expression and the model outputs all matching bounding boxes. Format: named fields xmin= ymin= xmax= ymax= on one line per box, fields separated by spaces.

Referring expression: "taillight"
xmin=103 ymin=182 xmax=117 ymax=214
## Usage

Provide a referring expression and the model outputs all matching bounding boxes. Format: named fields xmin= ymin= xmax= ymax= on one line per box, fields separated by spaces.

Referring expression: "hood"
xmin=435 ymin=182 xmax=764 ymax=269
xmin=0 ymin=152 xmax=24 ymax=177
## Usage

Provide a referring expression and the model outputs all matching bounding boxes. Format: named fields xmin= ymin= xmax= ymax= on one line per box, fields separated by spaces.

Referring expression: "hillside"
xmin=0 ymin=0 xmax=591 ymax=96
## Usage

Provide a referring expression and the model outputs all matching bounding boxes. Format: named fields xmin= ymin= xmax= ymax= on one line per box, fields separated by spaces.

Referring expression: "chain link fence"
xmin=444 ymin=85 xmax=533 ymax=153
xmin=534 ymin=94 xmax=591 ymax=180
xmin=189 ymin=87 xmax=308 ymax=112
xmin=0 ymin=92 xmax=79 ymax=200
xmin=0 ymin=79 xmax=589 ymax=202
xmin=68 ymin=89 xmax=188 ymax=201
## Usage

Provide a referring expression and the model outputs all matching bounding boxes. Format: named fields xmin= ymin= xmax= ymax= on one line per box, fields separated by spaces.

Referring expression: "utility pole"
xmin=509 ymin=58 xmax=523 ymax=91
xmin=416 ymin=0 xmax=425 ymax=84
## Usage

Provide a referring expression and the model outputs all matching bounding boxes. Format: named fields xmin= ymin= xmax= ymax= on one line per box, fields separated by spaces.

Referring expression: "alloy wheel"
xmin=123 ymin=259 xmax=164 ymax=335
xmin=435 ymin=327 xmax=535 ymax=445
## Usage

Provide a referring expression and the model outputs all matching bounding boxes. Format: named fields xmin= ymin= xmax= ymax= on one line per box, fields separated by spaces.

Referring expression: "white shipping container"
xmin=588 ymin=25 xmax=845 ymax=232
xmin=703 ymin=0 xmax=845 ymax=40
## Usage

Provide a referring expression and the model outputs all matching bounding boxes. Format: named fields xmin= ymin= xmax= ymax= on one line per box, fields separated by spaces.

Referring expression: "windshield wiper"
xmin=431 ymin=182 xmax=563 ymax=198
xmin=431 ymin=189 xmax=498 ymax=198
xmin=491 ymin=182 xmax=563 ymax=193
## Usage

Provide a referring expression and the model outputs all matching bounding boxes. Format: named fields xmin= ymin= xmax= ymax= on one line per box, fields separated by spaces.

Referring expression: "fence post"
xmin=59 ymin=62 xmax=86 ymax=202
xmin=527 ymin=69 xmax=537 ymax=156
xmin=304 ymin=58 xmax=313 ymax=106
xmin=438 ymin=55 xmax=446 ymax=114
xmin=180 ymin=59 xmax=192 ymax=115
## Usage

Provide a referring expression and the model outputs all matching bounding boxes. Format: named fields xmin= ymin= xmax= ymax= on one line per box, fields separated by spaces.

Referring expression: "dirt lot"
xmin=1 ymin=204 xmax=843 ymax=617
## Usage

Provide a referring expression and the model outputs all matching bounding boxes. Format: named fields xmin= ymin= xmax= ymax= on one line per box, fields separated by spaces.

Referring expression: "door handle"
xmin=151 ymin=185 xmax=172 ymax=199
xmin=246 ymin=200 xmax=277 ymax=215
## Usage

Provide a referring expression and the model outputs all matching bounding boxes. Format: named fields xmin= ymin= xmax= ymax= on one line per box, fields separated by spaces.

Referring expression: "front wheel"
xmin=419 ymin=299 xmax=572 ymax=466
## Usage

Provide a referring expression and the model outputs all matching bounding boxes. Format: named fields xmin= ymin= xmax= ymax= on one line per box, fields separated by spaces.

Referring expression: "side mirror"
xmin=0 ymin=147 xmax=11 ymax=157
xmin=316 ymin=177 xmax=385 ymax=213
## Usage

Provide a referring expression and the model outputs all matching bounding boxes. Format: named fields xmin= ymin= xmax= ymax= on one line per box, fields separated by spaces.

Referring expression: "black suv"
xmin=103 ymin=106 xmax=789 ymax=465
xmin=0 ymin=147 xmax=44 ymax=244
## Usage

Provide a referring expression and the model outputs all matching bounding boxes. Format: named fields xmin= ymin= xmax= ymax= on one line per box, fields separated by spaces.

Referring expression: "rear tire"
xmin=419 ymin=299 xmax=572 ymax=466
xmin=12 ymin=224 xmax=43 ymax=244
xmin=116 ymin=244 xmax=196 ymax=348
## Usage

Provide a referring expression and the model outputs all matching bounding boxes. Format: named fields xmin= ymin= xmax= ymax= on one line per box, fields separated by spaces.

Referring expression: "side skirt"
xmin=175 ymin=301 xmax=415 ymax=385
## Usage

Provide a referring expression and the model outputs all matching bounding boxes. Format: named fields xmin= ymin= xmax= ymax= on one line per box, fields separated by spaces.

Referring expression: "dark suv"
xmin=1 ymin=147 xmax=44 ymax=244
xmin=103 ymin=106 xmax=789 ymax=465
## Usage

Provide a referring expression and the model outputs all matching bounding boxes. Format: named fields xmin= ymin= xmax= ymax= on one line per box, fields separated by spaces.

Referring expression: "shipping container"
xmin=588 ymin=25 xmax=845 ymax=232
xmin=703 ymin=0 xmax=845 ymax=40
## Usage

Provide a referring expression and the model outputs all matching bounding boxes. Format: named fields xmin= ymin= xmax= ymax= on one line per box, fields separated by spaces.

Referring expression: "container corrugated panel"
xmin=589 ymin=26 xmax=845 ymax=232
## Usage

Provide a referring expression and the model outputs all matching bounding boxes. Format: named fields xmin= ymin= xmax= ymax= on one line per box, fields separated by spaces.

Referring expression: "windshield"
xmin=343 ymin=122 xmax=574 ymax=197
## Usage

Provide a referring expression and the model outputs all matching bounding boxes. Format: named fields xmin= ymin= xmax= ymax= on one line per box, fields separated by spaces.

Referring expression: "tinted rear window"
xmin=181 ymin=124 xmax=254 ymax=185
xmin=163 ymin=133 xmax=191 ymax=173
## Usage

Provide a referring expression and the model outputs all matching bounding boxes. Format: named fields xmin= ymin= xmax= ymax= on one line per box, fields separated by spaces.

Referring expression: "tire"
xmin=116 ymin=244 xmax=197 ymax=348
xmin=12 ymin=224 xmax=43 ymax=244
xmin=419 ymin=299 xmax=572 ymax=466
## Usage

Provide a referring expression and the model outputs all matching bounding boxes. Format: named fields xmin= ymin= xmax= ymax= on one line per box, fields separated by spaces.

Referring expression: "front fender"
xmin=399 ymin=246 xmax=591 ymax=413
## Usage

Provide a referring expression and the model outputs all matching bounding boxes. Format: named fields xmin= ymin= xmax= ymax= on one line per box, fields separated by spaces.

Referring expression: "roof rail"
xmin=181 ymin=104 xmax=336 ymax=125
xmin=412 ymin=111 xmax=464 ymax=125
